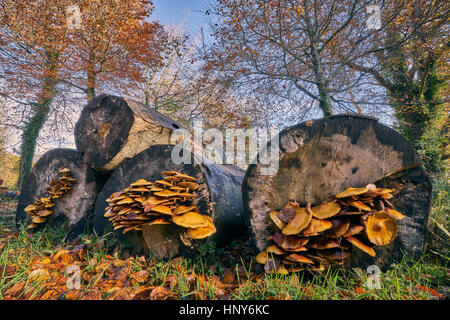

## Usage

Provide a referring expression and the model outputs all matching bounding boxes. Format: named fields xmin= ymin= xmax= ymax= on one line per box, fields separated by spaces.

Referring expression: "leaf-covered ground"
xmin=0 ymin=197 xmax=448 ymax=300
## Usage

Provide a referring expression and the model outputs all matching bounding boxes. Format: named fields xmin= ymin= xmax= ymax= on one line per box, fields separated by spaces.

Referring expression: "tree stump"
xmin=243 ymin=114 xmax=432 ymax=270
xmin=93 ymin=144 xmax=245 ymax=260
xmin=16 ymin=148 xmax=104 ymax=238
xmin=74 ymin=94 xmax=183 ymax=172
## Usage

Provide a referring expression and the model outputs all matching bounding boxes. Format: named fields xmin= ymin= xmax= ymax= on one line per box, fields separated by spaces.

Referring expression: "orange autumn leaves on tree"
xmin=64 ymin=0 xmax=167 ymax=99
xmin=0 ymin=0 xmax=69 ymax=103
xmin=0 ymin=0 xmax=167 ymax=100
xmin=0 ymin=0 xmax=167 ymax=188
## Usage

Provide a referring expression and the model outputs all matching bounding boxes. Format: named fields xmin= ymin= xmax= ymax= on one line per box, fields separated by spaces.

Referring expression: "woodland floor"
xmin=0 ymin=196 xmax=448 ymax=300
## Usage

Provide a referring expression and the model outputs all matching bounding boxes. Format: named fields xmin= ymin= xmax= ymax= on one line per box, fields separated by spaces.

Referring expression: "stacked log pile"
xmin=17 ymin=94 xmax=245 ymax=259
xmin=16 ymin=97 xmax=431 ymax=268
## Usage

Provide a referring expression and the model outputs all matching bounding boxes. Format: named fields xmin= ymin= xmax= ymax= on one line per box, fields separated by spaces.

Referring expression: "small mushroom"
xmin=345 ymin=236 xmax=376 ymax=257
xmin=311 ymin=201 xmax=341 ymax=219
xmin=150 ymin=205 xmax=172 ymax=216
xmin=265 ymin=245 xmax=286 ymax=255
xmin=346 ymin=200 xmax=372 ymax=211
xmin=130 ymin=179 xmax=152 ymax=187
xmin=335 ymin=187 xmax=369 ymax=198
xmin=143 ymin=218 xmax=171 ymax=226
xmin=256 ymin=251 xmax=268 ymax=264
xmin=366 ymin=211 xmax=398 ymax=246
xmin=187 ymin=223 xmax=216 ymax=239
xmin=282 ymin=206 xmax=312 ymax=235
xmin=161 ymin=171 xmax=179 ymax=176
xmin=164 ymin=176 xmax=181 ymax=183
xmin=177 ymin=181 xmax=200 ymax=191
xmin=173 ymin=205 xmax=197 ymax=215
xmin=271 ymin=232 xmax=309 ymax=251
xmin=174 ymin=173 xmax=197 ymax=182
xmin=301 ymin=218 xmax=333 ymax=236
xmin=153 ymin=190 xmax=180 ymax=198
xmin=155 ymin=180 xmax=173 ymax=187
xmin=269 ymin=211 xmax=286 ymax=230
xmin=307 ymin=237 xmax=340 ymax=250
xmin=284 ymin=254 xmax=314 ymax=264
xmin=323 ymin=217 xmax=351 ymax=238
xmin=277 ymin=202 xmax=298 ymax=223
xmin=342 ymin=223 xmax=364 ymax=237
xmin=384 ymin=208 xmax=405 ymax=220
xmin=172 ymin=211 xmax=211 ymax=228
xmin=115 ymin=197 xmax=135 ymax=205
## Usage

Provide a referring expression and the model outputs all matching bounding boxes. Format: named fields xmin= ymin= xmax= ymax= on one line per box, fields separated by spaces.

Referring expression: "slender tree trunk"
xmin=87 ymin=72 xmax=96 ymax=100
xmin=17 ymin=50 xmax=58 ymax=188
xmin=311 ymin=44 xmax=333 ymax=117
xmin=18 ymin=100 xmax=51 ymax=188
xmin=87 ymin=53 xmax=96 ymax=100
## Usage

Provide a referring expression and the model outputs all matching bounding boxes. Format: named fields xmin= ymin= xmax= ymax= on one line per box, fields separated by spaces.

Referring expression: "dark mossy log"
xmin=243 ymin=114 xmax=432 ymax=270
xmin=16 ymin=148 xmax=105 ymax=238
xmin=92 ymin=144 xmax=245 ymax=260
xmin=74 ymin=94 xmax=183 ymax=172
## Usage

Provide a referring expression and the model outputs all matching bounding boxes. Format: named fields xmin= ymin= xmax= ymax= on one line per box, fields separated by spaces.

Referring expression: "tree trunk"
xmin=87 ymin=73 xmax=96 ymax=101
xmin=74 ymin=94 xmax=183 ymax=172
xmin=16 ymin=148 xmax=105 ymax=239
xmin=17 ymin=102 xmax=50 ymax=188
xmin=242 ymin=114 xmax=432 ymax=270
xmin=17 ymin=49 xmax=59 ymax=187
xmin=92 ymin=144 xmax=246 ymax=260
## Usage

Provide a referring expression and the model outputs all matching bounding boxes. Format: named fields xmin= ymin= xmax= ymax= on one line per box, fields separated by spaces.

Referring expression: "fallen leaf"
xmin=133 ymin=286 xmax=155 ymax=300
xmin=81 ymin=289 xmax=102 ymax=300
xmin=4 ymin=281 xmax=25 ymax=297
xmin=223 ymin=268 xmax=235 ymax=284
xmin=353 ymin=286 xmax=367 ymax=295
xmin=28 ymin=269 xmax=50 ymax=282
xmin=64 ymin=290 xmax=80 ymax=300
xmin=149 ymin=286 xmax=173 ymax=300
xmin=107 ymin=288 xmax=135 ymax=300
xmin=130 ymin=269 xmax=149 ymax=285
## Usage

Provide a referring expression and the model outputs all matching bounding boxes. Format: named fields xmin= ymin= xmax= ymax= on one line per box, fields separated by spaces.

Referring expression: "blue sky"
xmin=151 ymin=0 xmax=210 ymax=35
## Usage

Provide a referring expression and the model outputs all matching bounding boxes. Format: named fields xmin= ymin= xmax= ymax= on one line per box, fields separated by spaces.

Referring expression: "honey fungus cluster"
xmin=257 ymin=184 xmax=404 ymax=273
xmin=105 ymin=171 xmax=216 ymax=239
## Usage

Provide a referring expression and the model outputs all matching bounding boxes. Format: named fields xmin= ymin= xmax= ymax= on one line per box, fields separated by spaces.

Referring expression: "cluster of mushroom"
xmin=104 ymin=171 xmax=216 ymax=239
xmin=25 ymin=168 xmax=77 ymax=229
xmin=256 ymin=184 xmax=404 ymax=274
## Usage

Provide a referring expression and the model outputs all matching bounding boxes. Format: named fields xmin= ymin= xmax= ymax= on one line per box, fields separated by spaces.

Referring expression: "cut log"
xmin=92 ymin=144 xmax=245 ymax=260
xmin=16 ymin=148 xmax=104 ymax=238
xmin=74 ymin=94 xmax=183 ymax=172
xmin=243 ymin=114 xmax=432 ymax=270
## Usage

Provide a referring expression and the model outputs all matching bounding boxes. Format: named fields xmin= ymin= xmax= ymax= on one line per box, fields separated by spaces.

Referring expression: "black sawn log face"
xmin=16 ymin=148 xmax=103 ymax=238
xmin=74 ymin=94 xmax=182 ymax=171
xmin=242 ymin=114 xmax=431 ymax=269
xmin=93 ymin=144 xmax=246 ymax=260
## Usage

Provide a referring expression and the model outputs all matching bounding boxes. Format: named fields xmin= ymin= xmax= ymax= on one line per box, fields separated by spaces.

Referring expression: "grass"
xmin=0 ymin=221 xmax=447 ymax=300
xmin=0 ymin=178 xmax=448 ymax=300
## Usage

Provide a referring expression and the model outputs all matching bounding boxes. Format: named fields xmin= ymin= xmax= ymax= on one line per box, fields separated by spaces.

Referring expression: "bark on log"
xmin=74 ymin=94 xmax=183 ymax=172
xmin=16 ymin=148 xmax=104 ymax=238
xmin=92 ymin=144 xmax=245 ymax=260
xmin=243 ymin=114 xmax=432 ymax=270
